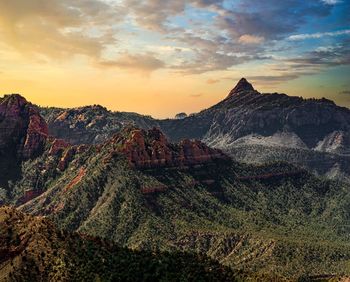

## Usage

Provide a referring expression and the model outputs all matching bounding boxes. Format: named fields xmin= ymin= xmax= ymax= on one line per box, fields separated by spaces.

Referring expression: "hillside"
xmin=17 ymin=141 xmax=350 ymax=278
xmin=15 ymin=130 xmax=350 ymax=278
xmin=0 ymin=206 xmax=237 ymax=281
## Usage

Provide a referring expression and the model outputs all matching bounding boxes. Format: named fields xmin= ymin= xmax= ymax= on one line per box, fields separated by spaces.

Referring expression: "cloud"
xmin=287 ymin=43 xmax=350 ymax=67
xmin=288 ymin=29 xmax=350 ymax=40
xmin=160 ymin=0 xmax=342 ymax=74
xmin=250 ymin=41 xmax=350 ymax=85
xmin=99 ymin=52 xmax=165 ymax=72
xmin=249 ymin=75 xmax=299 ymax=84
xmin=125 ymin=0 xmax=224 ymax=31
xmin=165 ymin=31 xmax=270 ymax=74
xmin=171 ymin=50 xmax=250 ymax=74
xmin=321 ymin=0 xmax=341 ymax=4
xmin=217 ymin=0 xmax=332 ymax=40
xmin=238 ymin=34 xmax=265 ymax=44
xmin=0 ymin=0 xmax=122 ymax=59
xmin=125 ymin=0 xmax=186 ymax=31
xmin=0 ymin=0 xmax=348 ymax=78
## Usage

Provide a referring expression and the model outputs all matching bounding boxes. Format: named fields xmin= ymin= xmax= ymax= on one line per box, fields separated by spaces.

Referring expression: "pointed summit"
xmin=227 ymin=78 xmax=254 ymax=97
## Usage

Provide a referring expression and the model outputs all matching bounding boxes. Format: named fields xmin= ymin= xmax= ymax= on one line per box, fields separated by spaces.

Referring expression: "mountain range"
xmin=39 ymin=78 xmax=350 ymax=182
xmin=1 ymin=81 xmax=350 ymax=280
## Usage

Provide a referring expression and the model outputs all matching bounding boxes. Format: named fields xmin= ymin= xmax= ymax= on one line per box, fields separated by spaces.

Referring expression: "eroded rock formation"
xmin=0 ymin=94 xmax=48 ymax=159
xmin=106 ymin=127 xmax=228 ymax=168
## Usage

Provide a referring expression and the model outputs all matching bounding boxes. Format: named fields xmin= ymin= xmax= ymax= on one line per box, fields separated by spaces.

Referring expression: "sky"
xmin=0 ymin=0 xmax=349 ymax=118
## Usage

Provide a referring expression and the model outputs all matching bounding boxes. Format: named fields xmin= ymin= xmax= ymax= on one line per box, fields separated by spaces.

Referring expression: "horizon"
xmin=0 ymin=0 xmax=349 ymax=118
xmin=2 ymin=77 xmax=348 ymax=119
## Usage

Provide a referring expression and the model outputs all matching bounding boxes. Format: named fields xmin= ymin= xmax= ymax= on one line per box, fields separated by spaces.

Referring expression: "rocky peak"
xmin=0 ymin=94 xmax=28 ymax=116
xmin=0 ymin=94 xmax=48 ymax=159
xmin=227 ymin=78 xmax=255 ymax=97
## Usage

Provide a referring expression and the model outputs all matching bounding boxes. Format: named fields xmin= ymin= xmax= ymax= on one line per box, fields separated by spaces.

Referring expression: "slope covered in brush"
xmin=0 ymin=206 xmax=237 ymax=281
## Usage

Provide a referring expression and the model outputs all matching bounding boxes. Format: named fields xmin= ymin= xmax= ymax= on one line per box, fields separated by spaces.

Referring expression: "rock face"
xmin=201 ymin=81 xmax=350 ymax=150
xmin=106 ymin=127 xmax=228 ymax=168
xmin=0 ymin=94 xmax=49 ymax=192
xmin=0 ymin=94 xmax=48 ymax=159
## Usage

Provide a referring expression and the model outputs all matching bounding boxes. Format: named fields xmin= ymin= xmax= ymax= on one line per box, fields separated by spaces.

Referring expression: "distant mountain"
xmin=38 ymin=78 xmax=350 ymax=181
xmin=0 ymin=206 xmax=236 ymax=281
xmin=40 ymin=105 xmax=159 ymax=145
xmin=200 ymin=78 xmax=350 ymax=152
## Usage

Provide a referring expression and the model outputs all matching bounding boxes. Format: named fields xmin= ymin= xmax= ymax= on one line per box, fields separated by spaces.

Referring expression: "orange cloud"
xmin=238 ymin=34 xmax=264 ymax=44
xmin=99 ymin=52 xmax=165 ymax=73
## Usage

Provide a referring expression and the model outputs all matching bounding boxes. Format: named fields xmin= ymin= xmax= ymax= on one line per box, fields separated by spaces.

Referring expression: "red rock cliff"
xmin=106 ymin=127 xmax=228 ymax=168
xmin=0 ymin=94 xmax=48 ymax=159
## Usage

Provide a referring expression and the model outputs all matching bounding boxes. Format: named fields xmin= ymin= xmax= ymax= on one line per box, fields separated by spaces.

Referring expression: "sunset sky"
xmin=0 ymin=0 xmax=349 ymax=118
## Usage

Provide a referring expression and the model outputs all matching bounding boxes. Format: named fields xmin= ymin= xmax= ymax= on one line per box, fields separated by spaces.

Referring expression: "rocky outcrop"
xmin=106 ymin=127 xmax=228 ymax=168
xmin=0 ymin=94 xmax=48 ymax=159
xmin=0 ymin=95 xmax=91 ymax=197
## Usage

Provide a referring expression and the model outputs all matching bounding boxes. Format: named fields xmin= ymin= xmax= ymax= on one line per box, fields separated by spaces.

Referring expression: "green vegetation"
xmin=16 ymin=142 xmax=350 ymax=280
xmin=0 ymin=207 xmax=238 ymax=282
